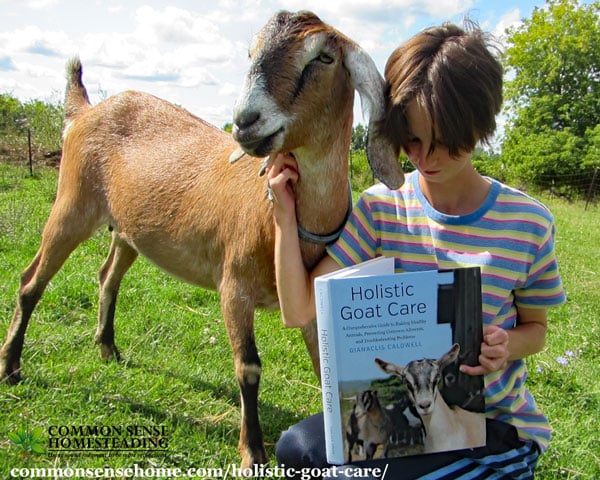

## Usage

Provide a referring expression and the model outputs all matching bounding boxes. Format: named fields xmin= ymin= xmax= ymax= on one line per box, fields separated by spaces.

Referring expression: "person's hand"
xmin=265 ymin=153 xmax=299 ymax=224
xmin=460 ymin=325 xmax=509 ymax=375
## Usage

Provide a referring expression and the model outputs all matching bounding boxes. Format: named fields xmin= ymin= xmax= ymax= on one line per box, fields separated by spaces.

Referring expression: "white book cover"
xmin=315 ymin=257 xmax=485 ymax=464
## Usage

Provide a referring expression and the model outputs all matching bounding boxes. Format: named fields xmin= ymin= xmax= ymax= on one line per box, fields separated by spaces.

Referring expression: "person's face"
xmin=403 ymin=99 xmax=471 ymax=183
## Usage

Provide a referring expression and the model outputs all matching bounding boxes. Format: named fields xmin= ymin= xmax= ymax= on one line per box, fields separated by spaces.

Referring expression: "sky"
xmin=0 ymin=0 xmax=553 ymax=130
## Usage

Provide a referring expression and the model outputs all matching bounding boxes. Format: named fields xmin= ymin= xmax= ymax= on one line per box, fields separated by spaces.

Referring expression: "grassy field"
xmin=0 ymin=163 xmax=598 ymax=478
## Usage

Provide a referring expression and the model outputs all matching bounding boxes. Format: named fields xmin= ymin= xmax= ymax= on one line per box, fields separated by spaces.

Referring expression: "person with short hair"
xmin=267 ymin=21 xmax=566 ymax=479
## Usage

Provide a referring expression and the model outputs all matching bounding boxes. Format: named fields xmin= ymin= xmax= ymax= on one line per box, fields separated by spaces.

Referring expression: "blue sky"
xmin=0 ymin=0 xmax=554 ymax=129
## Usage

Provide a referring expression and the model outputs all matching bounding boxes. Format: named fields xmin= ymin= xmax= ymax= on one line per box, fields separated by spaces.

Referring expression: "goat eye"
xmin=318 ymin=52 xmax=334 ymax=64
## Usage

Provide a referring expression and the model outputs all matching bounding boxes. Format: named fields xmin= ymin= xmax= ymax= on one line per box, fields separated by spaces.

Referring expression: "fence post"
xmin=27 ymin=127 xmax=33 ymax=176
xmin=585 ymin=167 xmax=599 ymax=211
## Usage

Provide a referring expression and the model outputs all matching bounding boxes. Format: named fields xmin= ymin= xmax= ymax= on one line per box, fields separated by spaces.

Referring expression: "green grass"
xmin=523 ymin=194 xmax=600 ymax=478
xmin=0 ymin=163 xmax=598 ymax=478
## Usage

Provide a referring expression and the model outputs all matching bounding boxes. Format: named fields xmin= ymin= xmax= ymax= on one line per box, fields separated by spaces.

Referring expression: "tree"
xmin=472 ymin=148 xmax=506 ymax=182
xmin=351 ymin=124 xmax=367 ymax=151
xmin=0 ymin=93 xmax=64 ymax=158
xmin=501 ymin=0 xmax=600 ymax=189
xmin=22 ymin=99 xmax=64 ymax=151
xmin=0 ymin=93 xmax=26 ymax=134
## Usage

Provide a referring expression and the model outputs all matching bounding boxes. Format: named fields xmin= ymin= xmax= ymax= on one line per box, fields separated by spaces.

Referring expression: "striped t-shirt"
xmin=327 ymin=171 xmax=566 ymax=451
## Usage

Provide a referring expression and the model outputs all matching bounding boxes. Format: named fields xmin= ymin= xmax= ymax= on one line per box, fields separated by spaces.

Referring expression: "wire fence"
xmin=349 ymin=150 xmax=599 ymax=209
xmin=0 ymin=129 xmax=61 ymax=172
xmin=531 ymin=168 xmax=599 ymax=210
xmin=2 ymin=132 xmax=599 ymax=210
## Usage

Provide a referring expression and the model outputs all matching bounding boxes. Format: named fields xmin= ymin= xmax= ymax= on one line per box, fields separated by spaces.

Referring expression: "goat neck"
xmin=291 ymin=120 xmax=351 ymax=253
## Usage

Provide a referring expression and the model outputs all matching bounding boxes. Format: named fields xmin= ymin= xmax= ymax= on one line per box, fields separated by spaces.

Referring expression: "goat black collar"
xmin=297 ymin=181 xmax=353 ymax=245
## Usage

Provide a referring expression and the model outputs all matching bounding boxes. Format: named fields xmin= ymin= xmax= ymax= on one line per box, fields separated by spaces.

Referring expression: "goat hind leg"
xmin=95 ymin=232 xmax=138 ymax=360
xmin=0 ymin=213 xmax=94 ymax=383
xmin=219 ymin=286 xmax=267 ymax=468
xmin=0 ymin=253 xmax=46 ymax=383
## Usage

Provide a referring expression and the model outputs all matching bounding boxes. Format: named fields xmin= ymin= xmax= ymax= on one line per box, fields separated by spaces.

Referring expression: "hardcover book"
xmin=315 ymin=256 xmax=486 ymax=464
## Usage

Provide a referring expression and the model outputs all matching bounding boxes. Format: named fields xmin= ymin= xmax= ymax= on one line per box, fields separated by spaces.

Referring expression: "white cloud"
xmin=134 ymin=5 xmax=219 ymax=45
xmin=218 ymin=82 xmax=238 ymax=97
xmin=1 ymin=0 xmax=539 ymax=130
xmin=79 ymin=32 xmax=148 ymax=68
xmin=1 ymin=25 xmax=70 ymax=57
xmin=276 ymin=0 xmax=472 ymax=22
xmin=69 ymin=5 xmax=236 ymax=91
xmin=0 ymin=76 xmax=17 ymax=92
xmin=26 ymin=0 xmax=59 ymax=9
xmin=493 ymin=8 xmax=523 ymax=44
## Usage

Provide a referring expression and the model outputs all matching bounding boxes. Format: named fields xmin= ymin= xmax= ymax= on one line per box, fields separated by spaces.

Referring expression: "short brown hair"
xmin=381 ymin=22 xmax=503 ymax=157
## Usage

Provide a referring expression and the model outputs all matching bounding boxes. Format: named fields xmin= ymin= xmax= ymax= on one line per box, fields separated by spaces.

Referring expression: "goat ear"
xmin=438 ymin=343 xmax=461 ymax=369
xmin=344 ymin=46 xmax=404 ymax=190
xmin=374 ymin=357 xmax=404 ymax=377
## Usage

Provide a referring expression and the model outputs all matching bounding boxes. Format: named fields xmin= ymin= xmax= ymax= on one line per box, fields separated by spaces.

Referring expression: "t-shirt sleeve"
xmin=515 ymin=223 xmax=566 ymax=308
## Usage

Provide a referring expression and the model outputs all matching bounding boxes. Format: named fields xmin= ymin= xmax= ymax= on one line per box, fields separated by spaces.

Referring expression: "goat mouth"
xmin=236 ymin=128 xmax=284 ymax=157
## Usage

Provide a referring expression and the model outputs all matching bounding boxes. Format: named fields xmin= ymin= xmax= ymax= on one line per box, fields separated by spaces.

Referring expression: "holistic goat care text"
xmin=339 ymin=282 xmax=427 ymax=321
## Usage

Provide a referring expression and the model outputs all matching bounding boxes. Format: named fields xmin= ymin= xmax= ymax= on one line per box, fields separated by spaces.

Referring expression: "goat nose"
xmin=419 ymin=401 xmax=432 ymax=410
xmin=234 ymin=109 xmax=260 ymax=130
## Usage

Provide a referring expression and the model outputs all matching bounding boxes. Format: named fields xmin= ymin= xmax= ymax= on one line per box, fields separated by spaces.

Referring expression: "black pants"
xmin=275 ymin=414 xmax=539 ymax=479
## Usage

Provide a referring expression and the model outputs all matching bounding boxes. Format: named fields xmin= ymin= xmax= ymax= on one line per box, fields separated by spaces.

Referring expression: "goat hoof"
xmin=99 ymin=344 xmax=121 ymax=362
xmin=239 ymin=446 xmax=268 ymax=470
xmin=0 ymin=364 xmax=22 ymax=385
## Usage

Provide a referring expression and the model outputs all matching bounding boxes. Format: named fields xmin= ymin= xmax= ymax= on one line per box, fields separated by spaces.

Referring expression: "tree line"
xmin=1 ymin=0 xmax=598 ymax=196
xmin=0 ymin=94 xmax=63 ymax=153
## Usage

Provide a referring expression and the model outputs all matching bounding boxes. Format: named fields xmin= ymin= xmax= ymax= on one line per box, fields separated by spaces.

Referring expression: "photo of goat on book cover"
xmin=314 ymin=257 xmax=486 ymax=464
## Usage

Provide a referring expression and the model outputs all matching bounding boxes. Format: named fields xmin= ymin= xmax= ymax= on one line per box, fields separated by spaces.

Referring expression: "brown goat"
xmin=346 ymin=390 xmax=393 ymax=461
xmin=0 ymin=10 xmax=403 ymax=467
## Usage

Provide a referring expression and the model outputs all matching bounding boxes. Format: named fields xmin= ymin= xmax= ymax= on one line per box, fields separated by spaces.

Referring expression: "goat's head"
xmin=375 ymin=343 xmax=460 ymax=416
xmin=232 ymin=10 xmax=403 ymax=189
xmin=354 ymin=389 xmax=381 ymax=417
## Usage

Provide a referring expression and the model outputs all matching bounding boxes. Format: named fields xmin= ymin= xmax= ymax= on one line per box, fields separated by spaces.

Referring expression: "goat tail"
xmin=64 ymin=57 xmax=91 ymax=122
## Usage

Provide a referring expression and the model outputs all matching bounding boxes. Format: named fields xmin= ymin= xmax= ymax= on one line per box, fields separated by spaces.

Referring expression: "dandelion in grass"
xmin=209 ymin=336 xmax=217 ymax=345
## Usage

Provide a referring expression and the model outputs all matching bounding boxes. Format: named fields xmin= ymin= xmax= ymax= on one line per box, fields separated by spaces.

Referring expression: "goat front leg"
xmin=365 ymin=442 xmax=378 ymax=460
xmin=301 ymin=320 xmax=321 ymax=381
xmin=95 ymin=232 xmax=138 ymax=360
xmin=219 ymin=284 xmax=267 ymax=468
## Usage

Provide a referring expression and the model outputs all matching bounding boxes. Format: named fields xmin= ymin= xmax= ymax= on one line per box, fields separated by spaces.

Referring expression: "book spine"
xmin=314 ymin=277 xmax=344 ymax=464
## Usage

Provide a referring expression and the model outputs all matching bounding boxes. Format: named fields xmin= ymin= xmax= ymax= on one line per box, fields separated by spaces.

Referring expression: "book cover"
xmin=315 ymin=256 xmax=485 ymax=464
